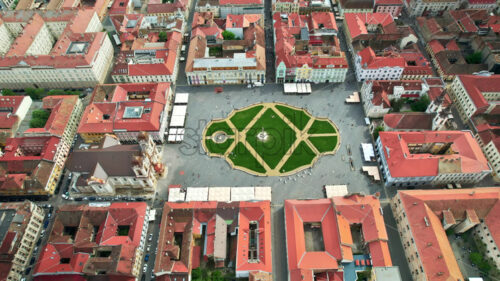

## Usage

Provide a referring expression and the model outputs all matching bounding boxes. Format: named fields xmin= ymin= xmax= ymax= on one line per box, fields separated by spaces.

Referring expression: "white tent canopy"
xmin=231 ymin=187 xmax=255 ymax=201
xmin=174 ymin=93 xmax=189 ymax=104
xmin=361 ymin=143 xmax=375 ymax=162
xmin=168 ymin=188 xmax=186 ymax=202
xmin=324 ymin=185 xmax=348 ymax=198
xmin=185 ymin=187 xmax=209 ymax=201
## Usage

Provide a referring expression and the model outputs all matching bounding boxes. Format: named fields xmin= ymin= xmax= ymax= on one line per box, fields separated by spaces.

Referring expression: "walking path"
xmin=202 ymin=103 xmax=340 ymax=176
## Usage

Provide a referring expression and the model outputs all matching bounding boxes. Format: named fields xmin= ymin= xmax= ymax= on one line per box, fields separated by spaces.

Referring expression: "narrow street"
xmin=264 ymin=0 xmax=275 ymax=83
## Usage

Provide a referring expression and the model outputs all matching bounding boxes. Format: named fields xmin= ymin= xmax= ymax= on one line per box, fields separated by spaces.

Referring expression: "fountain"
xmin=257 ymin=127 xmax=269 ymax=142
xmin=213 ymin=132 xmax=228 ymax=143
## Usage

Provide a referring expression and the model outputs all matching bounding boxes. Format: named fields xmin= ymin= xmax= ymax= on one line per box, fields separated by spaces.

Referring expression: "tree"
xmin=25 ymin=88 xmax=46 ymax=100
xmin=410 ymin=95 xmax=430 ymax=112
xmin=466 ymin=51 xmax=482 ymax=64
xmin=30 ymin=118 xmax=47 ymax=128
xmin=158 ymin=31 xmax=167 ymax=42
xmin=222 ymin=30 xmax=235 ymax=40
xmin=1 ymin=89 xmax=16 ymax=96
xmin=470 ymin=252 xmax=482 ymax=265
xmin=390 ymin=98 xmax=404 ymax=113
xmin=32 ymin=109 xmax=50 ymax=120
xmin=373 ymin=126 xmax=384 ymax=139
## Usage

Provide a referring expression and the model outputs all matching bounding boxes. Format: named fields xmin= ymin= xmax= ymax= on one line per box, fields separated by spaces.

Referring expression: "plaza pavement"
xmin=158 ymin=81 xmax=412 ymax=281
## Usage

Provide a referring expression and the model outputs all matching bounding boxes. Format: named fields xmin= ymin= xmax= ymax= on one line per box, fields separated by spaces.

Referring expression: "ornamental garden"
xmin=202 ymin=103 xmax=340 ymax=176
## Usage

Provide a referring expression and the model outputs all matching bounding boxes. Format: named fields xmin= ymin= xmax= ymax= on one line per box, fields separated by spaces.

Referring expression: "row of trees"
xmin=2 ymin=88 xmax=81 ymax=100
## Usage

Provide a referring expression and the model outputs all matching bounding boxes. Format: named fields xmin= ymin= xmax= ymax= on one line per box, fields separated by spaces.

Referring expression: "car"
xmin=144 ymin=254 xmax=149 ymax=262
xmin=143 ymin=264 xmax=148 ymax=273
xmin=88 ymin=197 xmax=96 ymax=201
xmin=74 ymin=197 xmax=83 ymax=201
xmin=47 ymin=213 xmax=52 ymax=218
xmin=43 ymin=220 xmax=49 ymax=228
xmin=147 ymin=246 xmax=150 ymax=252
xmin=148 ymin=234 xmax=153 ymax=241
xmin=30 ymin=257 xmax=36 ymax=265
xmin=83 ymin=197 xmax=89 ymax=200
xmin=34 ymin=247 xmax=38 ymax=252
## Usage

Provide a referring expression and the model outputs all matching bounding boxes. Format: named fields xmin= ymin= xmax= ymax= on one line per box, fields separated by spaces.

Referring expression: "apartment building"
xmin=407 ymin=0 xmax=459 ymax=16
xmin=0 ymin=96 xmax=32 ymax=145
xmin=274 ymin=12 xmax=348 ymax=83
xmin=66 ymin=134 xmax=165 ymax=196
xmin=33 ymin=203 xmax=150 ymax=281
xmin=449 ymin=74 xmax=500 ymax=123
xmin=0 ymin=201 xmax=44 ymax=281
xmin=111 ymin=30 xmax=182 ymax=84
xmin=361 ymin=78 xmax=448 ymax=118
xmin=273 ymin=0 xmax=331 ymax=13
xmin=78 ymin=83 xmax=172 ymax=143
xmin=373 ymin=0 xmax=404 ymax=17
xmin=24 ymin=95 xmax=83 ymax=151
xmin=376 ymin=130 xmax=491 ymax=187
xmin=0 ymin=136 xmax=65 ymax=196
xmin=186 ymin=13 xmax=266 ymax=85
xmin=154 ymin=201 xmax=272 ymax=280
xmin=284 ymin=195 xmax=402 ymax=281
xmin=475 ymin=122 xmax=500 ymax=181
xmin=391 ymin=188 xmax=500 ymax=281
xmin=0 ymin=9 xmax=113 ymax=89
xmin=344 ymin=13 xmax=431 ymax=81
xmin=147 ymin=0 xmax=191 ymax=18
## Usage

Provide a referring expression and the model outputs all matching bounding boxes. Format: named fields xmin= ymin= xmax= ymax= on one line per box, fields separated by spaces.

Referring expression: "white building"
xmin=0 ymin=10 xmax=113 ymax=89
xmin=407 ymin=0 xmax=459 ymax=16
xmin=376 ymin=130 xmax=491 ymax=187
xmin=354 ymin=47 xmax=405 ymax=81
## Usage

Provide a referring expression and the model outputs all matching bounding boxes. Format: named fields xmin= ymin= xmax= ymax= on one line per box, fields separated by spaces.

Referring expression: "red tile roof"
xmin=219 ymin=0 xmax=262 ymax=5
xmin=379 ymin=130 xmax=490 ymax=178
xmin=384 ymin=112 xmax=435 ymax=130
xmin=358 ymin=47 xmax=406 ymax=69
xmin=344 ymin=12 xmax=394 ymax=40
xmin=78 ymin=82 xmax=170 ymax=134
xmin=155 ymin=201 xmax=272 ymax=278
xmin=24 ymin=95 xmax=78 ymax=138
xmin=396 ymin=188 xmax=500 ymax=281
xmin=34 ymin=203 xmax=148 ymax=279
xmin=457 ymin=75 xmax=500 ymax=113
xmin=274 ymin=12 xmax=348 ymax=70
xmin=285 ymin=195 xmax=391 ymax=281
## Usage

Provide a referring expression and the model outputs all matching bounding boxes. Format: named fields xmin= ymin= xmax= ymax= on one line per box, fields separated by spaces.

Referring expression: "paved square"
xmin=158 ymin=81 xmax=412 ymax=281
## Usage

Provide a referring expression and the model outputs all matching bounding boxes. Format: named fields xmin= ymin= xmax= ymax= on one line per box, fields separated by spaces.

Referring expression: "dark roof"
xmin=384 ymin=113 xmax=435 ymax=130
xmin=66 ymin=144 xmax=141 ymax=177
xmin=340 ymin=0 xmax=373 ymax=9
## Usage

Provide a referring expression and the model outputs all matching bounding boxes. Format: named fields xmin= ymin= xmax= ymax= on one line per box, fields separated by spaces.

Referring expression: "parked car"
xmin=74 ymin=197 xmax=83 ymax=201
xmin=88 ymin=197 xmax=96 ymax=201
xmin=148 ymin=234 xmax=153 ymax=241
xmin=144 ymin=254 xmax=149 ymax=262
xmin=143 ymin=264 xmax=148 ymax=273
xmin=147 ymin=246 xmax=150 ymax=252
xmin=43 ymin=220 xmax=49 ymax=229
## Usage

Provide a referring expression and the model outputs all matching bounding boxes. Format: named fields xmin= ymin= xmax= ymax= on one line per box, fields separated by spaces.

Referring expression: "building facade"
xmin=0 ymin=10 xmax=114 ymax=89
xmin=186 ymin=13 xmax=266 ymax=85
xmin=66 ymin=134 xmax=165 ymax=196
xmin=274 ymin=12 xmax=348 ymax=83
xmin=0 ymin=201 xmax=45 ymax=281
xmin=376 ymin=130 xmax=491 ymax=187
xmin=449 ymin=74 xmax=500 ymax=123
xmin=391 ymin=188 xmax=500 ymax=281
xmin=33 ymin=203 xmax=150 ymax=281
xmin=78 ymin=83 xmax=172 ymax=144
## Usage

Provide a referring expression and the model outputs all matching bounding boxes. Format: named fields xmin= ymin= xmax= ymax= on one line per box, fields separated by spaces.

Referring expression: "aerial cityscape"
xmin=0 ymin=0 xmax=499 ymax=279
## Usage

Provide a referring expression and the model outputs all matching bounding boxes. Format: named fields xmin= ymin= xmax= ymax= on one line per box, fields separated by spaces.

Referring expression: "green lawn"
xmin=205 ymin=138 xmax=234 ymax=155
xmin=229 ymin=105 xmax=264 ymax=131
xmin=205 ymin=121 xmax=235 ymax=136
xmin=308 ymin=136 xmax=338 ymax=153
xmin=275 ymin=105 xmax=311 ymax=131
xmin=228 ymin=142 xmax=266 ymax=173
xmin=307 ymin=120 xmax=337 ymax=134
xmin=280 ymin=141 xmax=316 ymax=173
xmin=246 ymin=109 xmax=297 ymax=169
